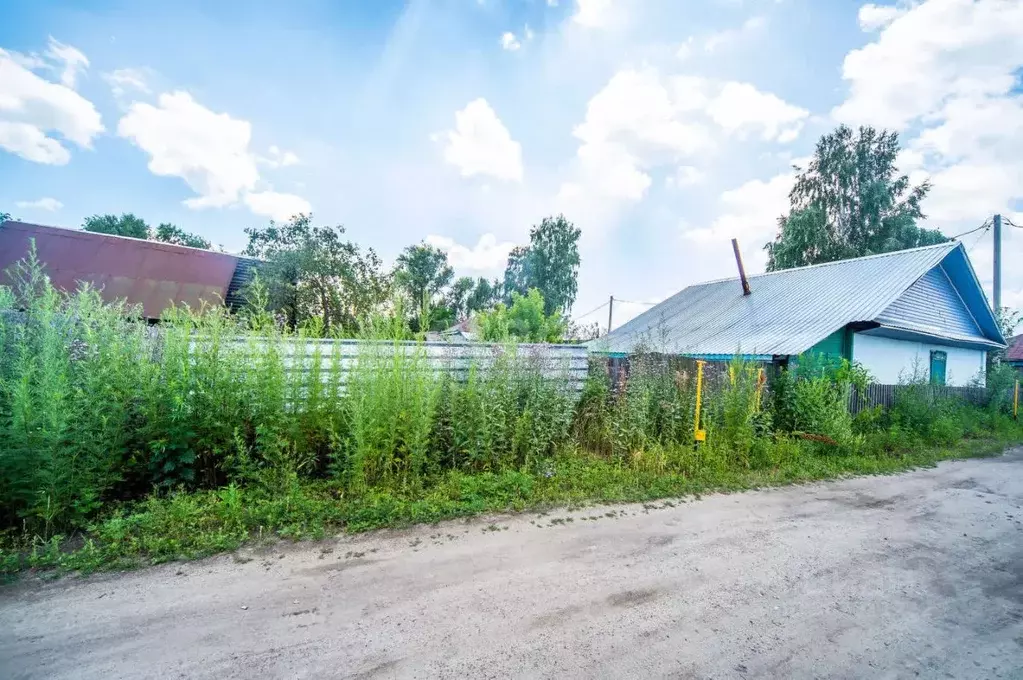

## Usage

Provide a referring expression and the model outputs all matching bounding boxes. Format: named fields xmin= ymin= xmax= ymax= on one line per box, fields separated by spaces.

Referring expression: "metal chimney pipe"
xmin=732 ymin=238 xmax=751 ymax=296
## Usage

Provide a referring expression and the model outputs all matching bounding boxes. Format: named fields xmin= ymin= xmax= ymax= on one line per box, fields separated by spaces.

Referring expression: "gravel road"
xmin=3 ymin=448 xmax=1023 ymax=679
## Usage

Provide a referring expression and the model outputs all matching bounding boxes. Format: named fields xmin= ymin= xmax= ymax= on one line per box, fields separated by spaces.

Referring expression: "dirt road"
xmin=3 ymin=450 xmax=1023 ymax=679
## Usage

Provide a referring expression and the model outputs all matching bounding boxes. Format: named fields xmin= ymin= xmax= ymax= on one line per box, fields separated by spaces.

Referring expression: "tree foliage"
xmin=393 ymin=243 xmax=454 ymax=330
xmin=766 ymin=125 xmax=946 ymax=271
xmin=0 ymin=211 xmax=10 ymax=224
xmin=243 ymin=214 xmax=388 ymax=332
xmin=154 ymin=223 xmax=212 ymax=249
xmin=502 ymin=215 xmax=581 ymax=315
xmin=478 ymin=288 xmax=566 ymax=343
xmin=82 ymin=213 xmax=212 ymax=249
xmin=82 ymin=213 xmax=150 ymax=239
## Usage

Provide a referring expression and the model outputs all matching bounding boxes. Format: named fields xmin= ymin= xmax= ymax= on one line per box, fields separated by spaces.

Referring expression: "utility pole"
xmin=607 ymin=295 xmax=614 ymax=335
xmin=993 ymin=214 xmax=1002 ymax=314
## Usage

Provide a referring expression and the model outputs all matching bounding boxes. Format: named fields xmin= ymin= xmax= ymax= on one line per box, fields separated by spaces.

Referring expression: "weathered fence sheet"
xmin=211 ymin=338 xmax=590 ymax=393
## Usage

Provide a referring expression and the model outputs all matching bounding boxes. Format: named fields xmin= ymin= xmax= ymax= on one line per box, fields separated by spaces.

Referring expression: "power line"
xmin=612 ymin=299 xmax=657 ymax=306
xmin=1004 ymin=216 xmax=1022 ymax=229
xmin=571 ymin=300 xmax=609 ymax=322
xmin=965 ymin=227 xmax=989 ymax=254
xmin=949 ymin=219 xmax=991 ymax=241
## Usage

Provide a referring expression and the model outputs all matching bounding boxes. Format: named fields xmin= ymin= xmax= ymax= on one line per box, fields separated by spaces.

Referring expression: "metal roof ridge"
xmin=687 ymin=241 xmax=958 ymax=288
xmin=1 ymin=220 xmax=242 ymax=258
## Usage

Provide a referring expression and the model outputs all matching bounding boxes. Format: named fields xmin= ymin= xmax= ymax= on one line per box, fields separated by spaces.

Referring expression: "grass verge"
xmin=3 ymin=434 xmax=1019 ymax=579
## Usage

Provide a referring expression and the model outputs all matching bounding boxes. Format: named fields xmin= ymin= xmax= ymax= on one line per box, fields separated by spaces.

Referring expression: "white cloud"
xmin=706 ymin=82 xmax=808 ymax=142
xmin=501 ymin=32 xmax=521 ymax=51
xmin=561 ymin=68 xmax=804 ymax=204
xmin=102 ymin=68 xmax=150 ymax=98
xmin=260 ymin=144 xmax=300 ymax=168
xmin=833 ymin=0 xmax=1023 ymax=130
xmin=425 ymin=233 xmax=515 ymax=272
xmin=44 ymin=37 xmax=88 ymax=89
xmin=684 ymin=171 xmax=793 ymax=247
xmin=0 ymin=44 xmax=103 ymax=165
xmin=118 ymin=91 xmax=260 ymax=208
xmin=501 ymin=24 xmax=536 ymax=52
xmin=704 ymin=16 xmax=766 ymax=52
xmin=243 ymin=190 xmax=312 ymax=221
xmin=117 ymin=90 xmax=310 ymax=218
xmin=665 ymin=165 xmax=704 ymax=188
xmin=15 ymin=197 xmax=63 ymax=211
xmin=440 ymin=98 xmax=523 ymax=182
xmin=857 ymin=3 xmax=906 ymax=31
xmin=679 ymin=15 xmax=767 ymax=59
xmin=572 ymin=0 xmax=618 ymax=29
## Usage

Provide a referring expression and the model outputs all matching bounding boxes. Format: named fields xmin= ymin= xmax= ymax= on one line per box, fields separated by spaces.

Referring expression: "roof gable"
xmin=874 ymin=265 xmax=985 ymax=342
xmin=597 ymin=242 xmax=1004 ymax=357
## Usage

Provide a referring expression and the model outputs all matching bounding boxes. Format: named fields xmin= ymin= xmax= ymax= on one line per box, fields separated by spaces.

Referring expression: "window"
xmin=930 ymin=351 xmax=947 ymax=386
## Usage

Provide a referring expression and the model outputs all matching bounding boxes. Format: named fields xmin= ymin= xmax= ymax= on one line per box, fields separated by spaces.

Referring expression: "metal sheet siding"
xmin=875 ymin=265 xmax=986 ymax=342
xmin=0 ymin=221 xmax=241 ymax=319
xmin=597 ymin=243 xmax=960 ymax=357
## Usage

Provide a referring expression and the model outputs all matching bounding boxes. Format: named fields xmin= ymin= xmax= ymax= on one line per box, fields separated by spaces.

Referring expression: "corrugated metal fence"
xmin=218 ymin=338 xmax=590 ymax=393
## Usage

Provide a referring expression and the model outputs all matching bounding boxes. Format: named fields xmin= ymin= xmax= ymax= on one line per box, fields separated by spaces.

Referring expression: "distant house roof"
xmin=0 ymin=221 xmax=258 ymax=319
xmin=594 ymin=242 xmax=1006 ymax=358
xmin=1008 ymin=335 xmax=1023 ymax=364
xmin=425 ymin=319 xmax=478 ymax=343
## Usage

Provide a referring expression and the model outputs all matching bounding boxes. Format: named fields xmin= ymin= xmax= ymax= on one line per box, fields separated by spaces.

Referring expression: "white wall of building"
xmin=852 ymin=334 xmax=986 ymax=387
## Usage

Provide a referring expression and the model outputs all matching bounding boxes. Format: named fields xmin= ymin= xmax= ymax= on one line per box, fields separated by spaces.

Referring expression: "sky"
xmin=1 ymin=0 xmax=1022 ymax=331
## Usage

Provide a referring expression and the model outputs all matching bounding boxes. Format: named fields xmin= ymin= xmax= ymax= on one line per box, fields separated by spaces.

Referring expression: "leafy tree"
xmin=766 ymin=125 xmax=946 ymax=271
xmin=502 ymin=215 xmax=581 ymax=315
xmin=82 ymin=213 xmax=150 ymax=239
xmin=153 ymin=223 xmax=211 ymax=250
xmin=466 ymin=277 xmax=503 ymax=314
xmin=502 ymin=246 xmax=532 ymax=301
xmin=445 ymin=276 xmax=477 ymax=321
xmin=393 ymin=243 xmax=454 ymax=330
xmin=0 ymin=211 xmax=10 ymax=224
xmin=478 ymin=288 xmax=566 ymax=343
xmin=243 ymin=215 xmax=388 ymax=332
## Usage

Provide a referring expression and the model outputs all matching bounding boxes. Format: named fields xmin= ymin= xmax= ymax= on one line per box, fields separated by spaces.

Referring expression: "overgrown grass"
xmin=1 ymin=249 xmax=1021 ymax=577
xmin=2 ymin=429 xmax=1017 ymax=577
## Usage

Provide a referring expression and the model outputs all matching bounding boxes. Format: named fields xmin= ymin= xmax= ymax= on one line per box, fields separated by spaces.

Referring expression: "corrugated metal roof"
xmin=0 ymin=221 xmax=245 ymax=319
xmin=595 ymin=242 xmax=999 ymax=357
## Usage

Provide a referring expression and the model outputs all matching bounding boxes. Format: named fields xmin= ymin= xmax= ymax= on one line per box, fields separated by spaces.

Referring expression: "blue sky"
xmin=2 ymin=0 xmax=1022 ymax=329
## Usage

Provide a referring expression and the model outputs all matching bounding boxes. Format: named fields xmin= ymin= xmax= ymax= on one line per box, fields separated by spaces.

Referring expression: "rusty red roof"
xmin=0 ymin=221 xmax=246 ymax=319
xmin=1008 ymin=334 xmax=1023 ymax=363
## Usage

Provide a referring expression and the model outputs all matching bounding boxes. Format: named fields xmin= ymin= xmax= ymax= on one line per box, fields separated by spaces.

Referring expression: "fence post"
xmin=1014 ymin=379 xmax=1019 ymax=421
xmin=694 ymin=360 xmax=707 ymax=443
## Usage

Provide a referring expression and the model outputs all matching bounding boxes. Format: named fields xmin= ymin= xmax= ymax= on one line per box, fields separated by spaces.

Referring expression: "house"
xmin=0 ymin=221 xmax=258 ymax=320
xmin=594 ymin=242 xmax=1005 ymax=387
xmin=425 ymin=318 xmax=477 ymax=343
xmin=1008 ymin=335 xmax=1023 ymax=377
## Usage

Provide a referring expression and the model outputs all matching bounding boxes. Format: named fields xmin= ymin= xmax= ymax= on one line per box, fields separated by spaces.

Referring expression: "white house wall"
xmin=851 ymin=334 xmax=986 ymax=387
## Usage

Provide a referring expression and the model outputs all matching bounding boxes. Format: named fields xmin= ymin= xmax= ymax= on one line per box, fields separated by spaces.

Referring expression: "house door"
xmin=929 ymin=350 xmax=947 ymax=386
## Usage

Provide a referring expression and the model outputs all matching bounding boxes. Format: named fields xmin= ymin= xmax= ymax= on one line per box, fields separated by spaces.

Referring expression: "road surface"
xmin=3 ymin=449 xmax=1023 ymax=679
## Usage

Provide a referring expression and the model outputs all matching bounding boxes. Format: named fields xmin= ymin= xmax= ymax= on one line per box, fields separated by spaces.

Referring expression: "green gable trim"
xmin=806 ymin=326 xmax=852 ymax=361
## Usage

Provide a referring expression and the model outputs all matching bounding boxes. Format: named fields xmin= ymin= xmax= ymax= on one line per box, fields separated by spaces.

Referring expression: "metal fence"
xmin=216 ymin=337 xmax=590 ymax=393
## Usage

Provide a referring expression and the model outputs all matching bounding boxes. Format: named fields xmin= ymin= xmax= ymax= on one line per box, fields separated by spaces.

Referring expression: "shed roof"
xmin=1008 ymin=335 xmax=1023 ymax=363
xmin=0 ymin=221 xmax=255 ymax=319
xmin=595 ymin=242 xmax=1005 ymax=358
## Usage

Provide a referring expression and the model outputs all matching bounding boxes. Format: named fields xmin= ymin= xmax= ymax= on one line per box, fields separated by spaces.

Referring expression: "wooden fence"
xmin=847 ymin=384 xmax=991 ymax=414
